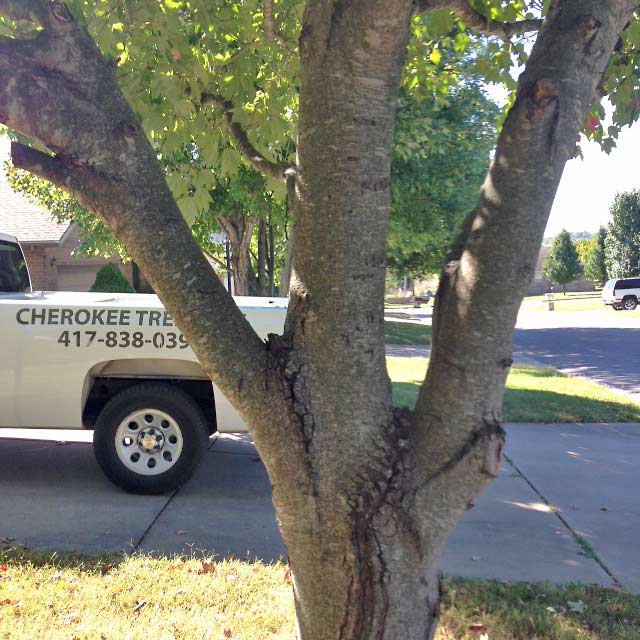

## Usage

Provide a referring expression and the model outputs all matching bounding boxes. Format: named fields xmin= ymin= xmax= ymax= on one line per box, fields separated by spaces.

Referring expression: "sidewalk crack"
xmin=504 ymin=454 xmax=623 ymax=588
xmin=132 ymin=489 xmax=179 ymax=551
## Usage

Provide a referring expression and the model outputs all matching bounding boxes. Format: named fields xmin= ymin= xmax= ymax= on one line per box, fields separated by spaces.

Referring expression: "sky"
xmin=546 ymin=122 xmax=640 ymax=236
xmin=2 ymin=117 xmax=639 ymax=238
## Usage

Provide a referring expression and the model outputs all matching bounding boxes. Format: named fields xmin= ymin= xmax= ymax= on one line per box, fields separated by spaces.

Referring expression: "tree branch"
xmin=11 ymin=143 xmax=72 ymax=187
xmin=412 ymin=0 xmax=636 ymax=511
xmin=263 ymin=0 xmax=286 ymax=47
xmin=0 ymin=0 xmax=50 ymax=27
xmin=200 ymin=92 xmax=294 ymax=181
xmin=203 ymin=249 xmax=231 ymax=272
xmin=10 ymin=143 xmax=117 ymax=224
xmin=415 ymin=0 xmax=543 ymax=40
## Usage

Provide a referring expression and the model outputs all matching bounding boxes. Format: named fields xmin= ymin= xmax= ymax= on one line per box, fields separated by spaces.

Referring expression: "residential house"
xmin=0 ymin=177 xmax=138 ymax=291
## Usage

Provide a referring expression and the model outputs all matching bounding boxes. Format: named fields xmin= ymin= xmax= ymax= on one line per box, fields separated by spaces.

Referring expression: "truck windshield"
xmin=0 ymin=240 xmax=30 ymax=293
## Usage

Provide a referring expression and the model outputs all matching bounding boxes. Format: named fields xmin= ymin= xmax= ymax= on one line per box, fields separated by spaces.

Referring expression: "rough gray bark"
xmin=0 ymin=1 xmax=636 ymax=639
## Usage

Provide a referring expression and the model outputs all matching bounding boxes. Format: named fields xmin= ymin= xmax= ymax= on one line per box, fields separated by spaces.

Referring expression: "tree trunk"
xmin=218 ymin=212 xmax=254 ymax=296
xmin=257 ymin=216 xmax=267 ymax=296
xmin=267 ymin=212 xmax=276 ymax=296
xmin=279 ymin=172 xmax=296 ymax=296
xmin=0 ymin=1 xmax=635 ymax=639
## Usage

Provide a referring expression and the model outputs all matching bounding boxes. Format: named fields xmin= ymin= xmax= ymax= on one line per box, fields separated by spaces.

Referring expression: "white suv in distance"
xmin=602 ymin=278 xmax=640 ymax=311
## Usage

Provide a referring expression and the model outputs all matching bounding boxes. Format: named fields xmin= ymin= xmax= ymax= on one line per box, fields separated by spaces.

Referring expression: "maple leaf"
xmin=584 ymin=115 xmax=599 ymax=134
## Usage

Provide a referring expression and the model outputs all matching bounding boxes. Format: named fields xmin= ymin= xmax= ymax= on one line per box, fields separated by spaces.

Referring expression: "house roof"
xmin=0 ymin=176 xmax=71 ymax=245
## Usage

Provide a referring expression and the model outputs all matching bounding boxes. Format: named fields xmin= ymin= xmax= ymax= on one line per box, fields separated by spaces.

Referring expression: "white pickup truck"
xmin=0 ymin=231 xmax=287 ymax=494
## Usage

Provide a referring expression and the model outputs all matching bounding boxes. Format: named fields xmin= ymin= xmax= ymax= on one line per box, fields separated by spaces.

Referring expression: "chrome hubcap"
xmin=115 ymin=409 xmax=183 ymax=475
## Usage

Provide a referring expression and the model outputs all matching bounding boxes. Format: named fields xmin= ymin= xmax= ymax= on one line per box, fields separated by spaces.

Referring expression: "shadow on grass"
xmin=392 ymin=383 xmax=640 ymax=423
xmin=0 ymin=546 xmax=123 ymax=573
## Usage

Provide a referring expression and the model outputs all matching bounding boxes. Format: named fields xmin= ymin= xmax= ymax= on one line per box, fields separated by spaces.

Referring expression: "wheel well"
xmin=83 ymin=377 xmax=216 ymax=434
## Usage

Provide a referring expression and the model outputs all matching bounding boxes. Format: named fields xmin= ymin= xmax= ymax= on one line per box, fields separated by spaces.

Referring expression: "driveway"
xmin=1 ymin=423 xmax=638 ymax=591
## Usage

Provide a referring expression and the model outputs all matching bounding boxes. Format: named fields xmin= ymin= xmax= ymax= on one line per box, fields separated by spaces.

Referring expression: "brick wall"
xmin=21 ymin=245 xmax=47 ymax=291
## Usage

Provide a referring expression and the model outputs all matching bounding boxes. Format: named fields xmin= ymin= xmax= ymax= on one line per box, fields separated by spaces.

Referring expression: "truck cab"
xmin=0 ymin=233 xmax=287 ymax=493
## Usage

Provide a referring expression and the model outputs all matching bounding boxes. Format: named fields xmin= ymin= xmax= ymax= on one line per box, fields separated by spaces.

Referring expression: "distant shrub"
xmin=90 ymin=264 xmax=135 ymax=293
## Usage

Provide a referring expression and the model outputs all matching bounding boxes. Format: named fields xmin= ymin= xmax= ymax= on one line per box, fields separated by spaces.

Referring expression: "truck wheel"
xmin=613 ymin=303 xmax=624 ymax=311
xmin=93 ymin=383 xmax=209 ymax=494
xmin=623 ymin=296 xmax=637 ymax=311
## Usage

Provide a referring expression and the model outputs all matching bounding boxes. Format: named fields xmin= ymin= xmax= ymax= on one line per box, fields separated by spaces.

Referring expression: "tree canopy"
xmin=542 ymin=229 xmax=582 ymax=293
xmin=605 ymin=190 xmax=640 ymax=278
xmin=584 ymin=227 xmax=608 ymax=284
xmin=388 ymin=75 xmax=499 ymax=280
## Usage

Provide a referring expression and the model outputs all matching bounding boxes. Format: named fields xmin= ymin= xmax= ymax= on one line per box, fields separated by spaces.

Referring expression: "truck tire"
xmin=93 ymin=383 xmax=209 ymax=494
xmin=623 ymin=296 xmax=637 ymax=311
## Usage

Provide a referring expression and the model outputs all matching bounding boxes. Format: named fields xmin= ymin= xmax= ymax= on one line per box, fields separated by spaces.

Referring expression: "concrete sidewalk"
xmin=0 ymin=423 xmax=638 ymax=591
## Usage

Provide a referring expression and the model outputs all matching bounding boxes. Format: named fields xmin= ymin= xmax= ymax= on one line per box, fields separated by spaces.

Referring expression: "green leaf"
xmin=193 ymin=186 xmax=212 ymax=211
xmin=221 ymin=148 xmax=242 ymax=175
xmin=178 ymin=196 xmax=198 ymax=226
xmin=200 ymin=137 xmax=219 ymax=165
xmin=166 ymin=173 xmax=189 ymax=199
xmin=453 ymin=32 xmax=469 ymax=54
xmin=427 ymin=10 xmax=456 ymax=36
xmin=174 ymin=99 xmax=194 ymax=118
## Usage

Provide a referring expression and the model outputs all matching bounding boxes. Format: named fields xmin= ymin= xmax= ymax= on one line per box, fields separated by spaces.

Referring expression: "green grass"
xmin=1 ymin=549 xmax=638 ymax=639
xmin=520 ymin=292 xmax=610 ymax=313
xmin=437 ymin=578 xmax=640 ymax=640
xmin=388 ymin=357 xmax=640 ymax=422
xmin=522 ymin=292 xmax=601 ymax=303
xmin=0 ymin=549 xmax=295 ymax=640
xmin=383 ymin=320 xmax=431 ymax=345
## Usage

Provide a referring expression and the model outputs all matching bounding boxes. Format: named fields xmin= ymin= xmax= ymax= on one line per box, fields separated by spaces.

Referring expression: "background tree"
xmin=193 ymin=167 xmax=288 ymax=296
xmin=574 ymin=237 xmax=595 ymax=266
xmin=605 ymin=190 xmax=640 ymax=278
xmin=584 ymin=227 xmax=608 ymax=285
xmin=542 ymin=230 xmax=582 ymax=294
xmin=387 ymin=77 xmax=499 ymax=286
xmin=1 ymin=1 xmax=638 ymax=638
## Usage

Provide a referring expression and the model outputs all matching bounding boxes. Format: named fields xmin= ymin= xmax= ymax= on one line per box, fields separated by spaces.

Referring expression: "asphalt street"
xmin=514 ymin=325 xmax=640 ymax=398
xmin=389 ymin=305 xmax=640 ymax=399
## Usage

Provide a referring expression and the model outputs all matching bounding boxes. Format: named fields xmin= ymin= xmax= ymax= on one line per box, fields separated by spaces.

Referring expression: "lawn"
xmin=383 ymin=320 xmax=431 ymax=345
xmin=1 ymin=549 xmax=638 ymax=640
xmin=520 ymin=292 xmax=613 ymax=313
xmin=388 ymin=357 xmax=640 ymax=422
